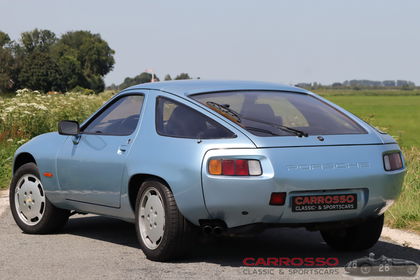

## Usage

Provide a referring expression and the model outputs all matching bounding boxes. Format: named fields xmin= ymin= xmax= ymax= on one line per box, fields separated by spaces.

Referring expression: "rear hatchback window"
xmin=191 ymin=91 xmax=366 ymax=137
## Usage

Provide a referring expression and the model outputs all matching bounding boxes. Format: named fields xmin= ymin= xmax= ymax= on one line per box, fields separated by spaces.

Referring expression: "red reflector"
xmin=222 ymin=160 xmax=235 ymax=175
xmin=43 ymin=172 xmax=53 ymax=178
xmin=270 ymin=192 xmax=286 ymax=205
xmin=235 ymin=160 xmax=249 ymax=175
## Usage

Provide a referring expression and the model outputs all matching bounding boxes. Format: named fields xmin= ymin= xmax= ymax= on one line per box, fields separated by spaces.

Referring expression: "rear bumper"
xmin=201 ymin=144 xmax=405 ymax=228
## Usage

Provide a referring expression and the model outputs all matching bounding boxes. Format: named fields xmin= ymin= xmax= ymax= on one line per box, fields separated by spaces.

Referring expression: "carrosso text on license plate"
xmin=292 ymin=194 xmax=357 ymax=212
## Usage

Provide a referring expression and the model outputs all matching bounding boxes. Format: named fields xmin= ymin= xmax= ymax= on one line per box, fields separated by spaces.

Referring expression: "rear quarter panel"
xmin=121 ymin=90 xmax=256 ymax=224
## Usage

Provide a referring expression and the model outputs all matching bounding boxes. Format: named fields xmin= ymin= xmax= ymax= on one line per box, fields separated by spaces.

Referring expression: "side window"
xmin=156 ymin=97 xmax=236 ymax=139
xmin=83 ymin=95 xmax=144 ymax=135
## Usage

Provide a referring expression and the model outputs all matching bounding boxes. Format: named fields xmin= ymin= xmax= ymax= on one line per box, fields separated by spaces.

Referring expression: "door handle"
xmin=117 ymin=145 xmax=128 ymax=154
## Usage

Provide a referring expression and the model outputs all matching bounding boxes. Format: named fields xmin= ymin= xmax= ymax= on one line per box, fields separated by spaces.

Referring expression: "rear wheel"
xmin=10 ymin=163 xmax=70 ymax=234
xmin=321 ymin=214 xmax=384 ymax=251
xmin=135 ymin=180 xmax=197 ymax=261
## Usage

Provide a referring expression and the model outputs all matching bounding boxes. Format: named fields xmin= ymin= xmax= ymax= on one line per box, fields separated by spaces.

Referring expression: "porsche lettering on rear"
xmin=287 ymin=162 xmax=370 ymax=171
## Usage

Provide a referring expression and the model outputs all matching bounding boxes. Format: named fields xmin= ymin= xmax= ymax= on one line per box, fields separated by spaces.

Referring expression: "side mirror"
xmin=58 ymin=120 xmax=80 ymax=136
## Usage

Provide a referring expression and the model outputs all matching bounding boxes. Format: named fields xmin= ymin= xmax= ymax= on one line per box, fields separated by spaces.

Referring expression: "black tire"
xmin=10 ymin=162 xmax=70 ymax=234
xmin=321 ymin=215 xmax=384 ymax=251
xmin=406 ymin=264 xmax=418 ymax=276
xmin=135 ymin=179 xmax=197 ymax=261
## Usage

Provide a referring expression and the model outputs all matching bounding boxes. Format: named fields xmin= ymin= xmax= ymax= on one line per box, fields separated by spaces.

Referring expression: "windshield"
xmin=191 ymin=91 xmax=366 ymax=137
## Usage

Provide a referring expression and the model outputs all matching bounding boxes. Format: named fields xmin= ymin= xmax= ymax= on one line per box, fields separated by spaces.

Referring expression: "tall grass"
xmin=386 ymin=146 xmax=420 ymax=232
xmin=0 ymin=89 xmax=113 ymax=187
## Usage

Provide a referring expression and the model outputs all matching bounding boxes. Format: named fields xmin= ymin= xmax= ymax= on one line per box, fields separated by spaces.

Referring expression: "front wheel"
xmin=10 ymin=163 xmax=70 ymax=234
xmin=321 ymin=214 xmax=384 ymax=251
xmin=135 ymin=180 xmax=197 ymax=261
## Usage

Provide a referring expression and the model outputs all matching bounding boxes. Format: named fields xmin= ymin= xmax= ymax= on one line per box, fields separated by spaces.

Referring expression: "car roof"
xmin=120 ymin=80 xmax=309 ymax=97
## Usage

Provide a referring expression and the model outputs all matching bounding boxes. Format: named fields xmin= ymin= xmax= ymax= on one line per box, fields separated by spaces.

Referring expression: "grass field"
xmin=0 ymin=88 xmax=419 ymax=232
xmin=324 ymin=95 xmax=420 ymax=147
xmin=314 ymin=88 xmax=420 ymax=96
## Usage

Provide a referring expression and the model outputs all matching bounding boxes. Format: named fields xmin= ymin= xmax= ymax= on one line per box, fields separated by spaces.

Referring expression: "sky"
xmin=1 ymin=0 xmax=420 ymax=86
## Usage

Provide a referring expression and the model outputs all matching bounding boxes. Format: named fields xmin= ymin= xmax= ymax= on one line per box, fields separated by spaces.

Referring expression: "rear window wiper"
xmin=249 ymin=119 xmax=309 ymax=138
xmin=205 ymin=101 xmax=242 ymax=124
xmin=244 ymin=126 xmax=282 ymax=136
xmin=205 ymin=101 xmax=308 ymax=137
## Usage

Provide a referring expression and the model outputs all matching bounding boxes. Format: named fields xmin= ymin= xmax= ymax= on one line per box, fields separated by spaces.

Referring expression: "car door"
xmin=56 ymin=94 xmax=145 ymax=208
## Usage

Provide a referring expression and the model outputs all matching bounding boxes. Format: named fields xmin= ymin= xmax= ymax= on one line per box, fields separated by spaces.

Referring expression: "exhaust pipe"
xmin=200 ymin=219 xmax=227 ymax=235
xmin=202 ymin=225 xmax=213 ymax=234
xmin=213 ymin=226 xmax=224 ymax=235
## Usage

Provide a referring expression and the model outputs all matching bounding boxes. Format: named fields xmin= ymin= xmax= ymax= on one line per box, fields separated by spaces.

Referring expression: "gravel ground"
xmin=0 ymin=191 xmax=419 ymax=280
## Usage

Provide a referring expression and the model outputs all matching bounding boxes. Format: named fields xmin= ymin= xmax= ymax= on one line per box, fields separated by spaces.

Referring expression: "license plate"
xmin=291 ymin=193 xmax=357 ymax=212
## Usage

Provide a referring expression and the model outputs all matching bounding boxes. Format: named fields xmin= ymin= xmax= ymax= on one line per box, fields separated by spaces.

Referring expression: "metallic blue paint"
xmin=12 ymin=81 xmax=405 ymax=227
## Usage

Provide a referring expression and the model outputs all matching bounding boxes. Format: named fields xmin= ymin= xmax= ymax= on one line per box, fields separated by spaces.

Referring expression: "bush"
xmin=0 ymin=89 xmax=114 ymax=187
xmin=70 ymin=86 xmax=95 ymax=95
xmin=0 ymin=89 xmax=113 ymax=139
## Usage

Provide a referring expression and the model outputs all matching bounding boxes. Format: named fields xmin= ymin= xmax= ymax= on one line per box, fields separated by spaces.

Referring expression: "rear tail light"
xmin=248 ymin=160 xmax=262 ymax=175
xmin=235 ymin=160 xmax=249 ymax=175
xmin=208 ymin=159 xmax=262 ymax=176
xmin=208 ymin=159 xmax=222 ymax=175
xmin=383 ymin=152 xmax=403 ymax=171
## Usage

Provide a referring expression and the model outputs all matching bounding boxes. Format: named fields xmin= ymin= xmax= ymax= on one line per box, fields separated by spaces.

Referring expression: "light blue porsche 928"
xmin=10 ymin=80 xmax=405 ymax=261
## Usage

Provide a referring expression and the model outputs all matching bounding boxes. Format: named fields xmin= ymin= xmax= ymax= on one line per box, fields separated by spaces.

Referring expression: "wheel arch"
xmin=128 ymin=173 xmax=171 ymax=213
xmin=13 ymin=152 xmax=37 ymax=174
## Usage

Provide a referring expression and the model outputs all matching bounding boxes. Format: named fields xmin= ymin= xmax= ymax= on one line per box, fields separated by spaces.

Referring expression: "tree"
xmin=18 ymin=52 xmax=64 ymax=92
xmin=56 ymin=31 xmax=115 ymax=75
xmin=84 ymin=73 xmax=105 ymax=93
xmin=0 ymin=48 xmax=15 ymax=92
xmin=106 ymin=83 xmax=118 ymax=91
xmin=51 ymin=31 xmax=115 ymax=92
xmin=20 ymin=29 xmax=57 ymax=53
xmin=0 ymin=31 xmax=16 ymax=92
xmin=118 ymin=72 xmax=160 ymax=90
xmin=174 ymin=73 xmax=191 ymax=80
xmin=0 ymin=29 xmax=116 ymax=93
xmin=164 ymin=74 xmax=172 ymax=81
xmin=0 ymin=31 xmax=11 ymax=47
xmin=55 ymin=54 xmax=83 ymax=90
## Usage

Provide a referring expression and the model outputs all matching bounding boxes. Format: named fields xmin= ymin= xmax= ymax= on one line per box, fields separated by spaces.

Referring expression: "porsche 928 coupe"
xmin=10 ymin=80 xmax=406 ymax=261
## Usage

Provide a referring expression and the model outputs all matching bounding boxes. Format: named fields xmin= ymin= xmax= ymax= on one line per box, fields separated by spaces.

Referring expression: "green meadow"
xmin=324 ymin=95 xmax=420 ymax=147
